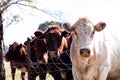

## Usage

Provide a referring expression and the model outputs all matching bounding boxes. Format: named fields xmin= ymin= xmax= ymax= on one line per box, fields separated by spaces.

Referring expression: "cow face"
xmin=63 ymin=17 xmax=106 ymax=57
xmin=34 ymin=25 xmax=70 ymax=58
xmin=4 ymin=43 xmax=27 ymax=62
xmin=30 ymin=36 xmax=47 ymax=62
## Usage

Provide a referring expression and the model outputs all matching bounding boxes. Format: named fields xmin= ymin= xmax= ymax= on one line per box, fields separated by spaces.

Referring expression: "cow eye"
xmin=74 ymin=31 xmax=77 ymax=35
xmin=92 ymin=30 xmax=95 ymax=35
xmin=91 ymin=30 xmax=95 ymax=38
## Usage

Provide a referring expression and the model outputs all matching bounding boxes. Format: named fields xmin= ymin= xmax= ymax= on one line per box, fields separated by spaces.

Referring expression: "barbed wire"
xmin=5 ymin=73 xmax=54 ymax=80
xmin=4 ymin=29 xmax=120 ymax=80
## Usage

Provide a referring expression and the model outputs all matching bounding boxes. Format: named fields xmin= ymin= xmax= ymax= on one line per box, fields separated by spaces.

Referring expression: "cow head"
xmin=34 ymin=25 xmax=70 ymax=58
xmin=63 ymin=17 xmax=106 ymax=58
xmin=4 ymin=42 xmax=27 ymax=62
xmin=30 ymin=35 xmax=47 ymax=63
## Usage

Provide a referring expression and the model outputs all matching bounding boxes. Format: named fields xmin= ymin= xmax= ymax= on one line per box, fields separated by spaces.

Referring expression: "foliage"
xmin=0 ymin=0 xmax=4 ymax=5
xmin=38 ymin=21 xmax=62 ymax=31
xmin=0 ymin=0 xmax=36 ymax=26
xmin=0 ymin=0 xmax=65 ymax=28
xmin=25 ymin=0 xmax=34 ymax=3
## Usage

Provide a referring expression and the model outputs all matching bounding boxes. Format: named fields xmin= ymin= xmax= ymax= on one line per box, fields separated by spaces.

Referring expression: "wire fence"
xmin=4 ymin=29 xmax=120 ymax=80
xmin=4 ymin=61 xmax=54 ymax=80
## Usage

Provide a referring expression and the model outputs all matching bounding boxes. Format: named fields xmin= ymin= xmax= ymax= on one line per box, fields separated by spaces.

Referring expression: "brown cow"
xmin=4 ymin=42 xmax=28 ymax=80
xmin=34 ymin=25 xmax=73 ymax=80
xmin=29 ymin=34 xmax=48 ymax=80
xmin=4 ymin=40 xmax=47 ymax=80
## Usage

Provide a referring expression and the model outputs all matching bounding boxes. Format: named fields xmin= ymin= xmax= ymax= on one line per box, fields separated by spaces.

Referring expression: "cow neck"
xmin=73 ymin=46 xmax=97 ymax=73
xmin=74 ymin=55 xmax=100 ymax=79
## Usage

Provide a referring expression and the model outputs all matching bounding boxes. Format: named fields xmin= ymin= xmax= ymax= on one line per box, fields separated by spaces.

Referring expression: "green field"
xmin=4 ymin=61 xmax=54 ymax=80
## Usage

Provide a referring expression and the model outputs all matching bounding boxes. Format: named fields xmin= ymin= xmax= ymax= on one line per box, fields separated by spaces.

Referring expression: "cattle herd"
xmin=4 ymin=17 xmax=120 ymax=80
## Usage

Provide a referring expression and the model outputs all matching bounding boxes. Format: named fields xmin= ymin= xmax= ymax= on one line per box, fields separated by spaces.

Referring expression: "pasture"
xmin=4 ymin=61 xmax=54 ymax=80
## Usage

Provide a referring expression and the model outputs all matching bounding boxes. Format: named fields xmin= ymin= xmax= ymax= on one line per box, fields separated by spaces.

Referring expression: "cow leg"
xmin=54 ymin=76 xmax=64 ymax=80
xmin=66 ymin=71 xmax=73 ymax=80
xmin=21 ymin=72 xmax=25 ymax=80
xmin=10 ymin=61 xmax=16 ymax=80
xmin=11 ymin=67 xmax=16 ymax=80
xmin=39 ymin=73 xmax=46 ymax=80
xmin=60 ymin=71 xmax=73 ymax=80
xmin=52 ymin=73 xmax=64 ymax=80
xmin=31 ymin=76 xmax=36 ymax=80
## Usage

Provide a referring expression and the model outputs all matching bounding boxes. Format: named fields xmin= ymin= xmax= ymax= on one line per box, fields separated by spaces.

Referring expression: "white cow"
xmin=63 ymin=17 xmax=120 ymax=80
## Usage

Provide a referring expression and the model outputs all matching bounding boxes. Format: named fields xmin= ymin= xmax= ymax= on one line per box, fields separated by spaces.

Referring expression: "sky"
xmin=3 ymin=0 xmax=120 ymax=46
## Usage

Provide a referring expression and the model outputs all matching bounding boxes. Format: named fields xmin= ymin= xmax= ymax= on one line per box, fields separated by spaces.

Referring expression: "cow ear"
xmin=94 ymin=22 xmax=106 ymax=32
xmin=16 ymin=44 xmax=22 ymax=50
xmin=34 ymin=30 xmax=43 ymax=37
xmin=34 ymin=30 xmax=45 ymax=39
xmin=62 ymin=22 xmax=74 ymax=32
xmin=9 ymin=44 xmax=11 ymax=47
xmin=61 ymin=31 xmax=71 ymax=37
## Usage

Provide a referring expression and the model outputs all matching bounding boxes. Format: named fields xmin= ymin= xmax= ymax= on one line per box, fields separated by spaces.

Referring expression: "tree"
xmin=0 ymin=9 xmax=5 ymax=80
xmin=0 ymin=0 xmax=66 ymax=79
xmin=38 ymin=21 xmax=62 ymax=31
xmin=0 ymin=0 xmax=36 ymax=80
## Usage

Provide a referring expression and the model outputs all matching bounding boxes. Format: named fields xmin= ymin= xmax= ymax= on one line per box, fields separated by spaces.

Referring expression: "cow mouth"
xmin=80 ymin=53 xmax=90 ymax=57
xmin=3 ymin=57 xmax=9 ymax=62
xmin=48 ymin=51 xmax=58 ymax=58
xmin=80 ymin=48 xmax=90 ymax=57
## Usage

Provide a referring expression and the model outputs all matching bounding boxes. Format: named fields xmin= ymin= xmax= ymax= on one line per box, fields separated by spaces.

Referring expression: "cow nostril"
xmin=80 ymin=48 xmax=90 ymax=56
xmin=80 ymin=50 xmax=83 ymax=54
xmin=88 ymin=50 xmax=90 ymax=54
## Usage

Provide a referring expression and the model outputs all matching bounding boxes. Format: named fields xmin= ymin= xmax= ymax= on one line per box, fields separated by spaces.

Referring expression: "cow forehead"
xmin=46 ymin=25 xmax=62 ymax=32
xmin=74 ymin=18 xmax=92 ymax=25
xmin=45 ymin=26 xmax=62 ymax=36
xmin=73 ymin=18 xmax=94 ymax=33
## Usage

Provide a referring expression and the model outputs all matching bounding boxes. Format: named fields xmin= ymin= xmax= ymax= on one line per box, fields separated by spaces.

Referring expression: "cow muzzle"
xmin=80 ymin=48 xmax=90 ymax=57
xmin=3 ymin=57 xmax=9 ymax=62
xmin=48 ymin=51 xmax=58 ymax=58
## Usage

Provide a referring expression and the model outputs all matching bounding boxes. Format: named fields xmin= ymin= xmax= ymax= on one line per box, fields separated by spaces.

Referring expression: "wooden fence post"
xmin=26 ymin=38 xmax=32 ymax=80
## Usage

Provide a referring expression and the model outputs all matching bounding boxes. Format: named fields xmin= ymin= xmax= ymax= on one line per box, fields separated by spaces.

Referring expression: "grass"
xmin=4 ymin=61 xmax=54 ymax=80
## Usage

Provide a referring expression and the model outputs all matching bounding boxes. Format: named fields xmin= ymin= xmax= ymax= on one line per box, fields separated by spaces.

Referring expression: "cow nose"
xmin=80 ymin=48 xmax=90 ymax=57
